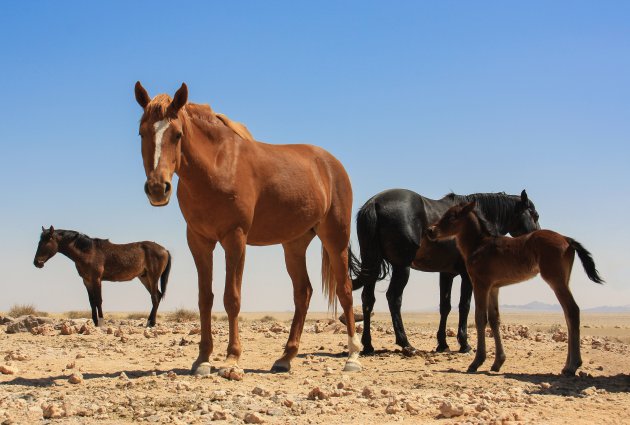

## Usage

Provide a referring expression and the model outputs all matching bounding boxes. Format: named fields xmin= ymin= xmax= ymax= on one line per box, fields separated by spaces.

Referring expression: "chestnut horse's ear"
xmin=49 ymin=225 xmax=55 ymax=234
xmin=520 ymin=189 xmax=529 ymax=205
xmin=135 ymin=81 xmax=151 ymax=109
xmin=461 ymin=201 xmax=476 ymax=215
xmin=167 ymin=83 xmax=188 ymax=118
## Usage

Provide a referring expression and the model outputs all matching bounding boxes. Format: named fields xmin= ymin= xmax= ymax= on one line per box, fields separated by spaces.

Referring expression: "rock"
xmin=66 ymin=361 xmax=76 ymax=369
xmin=338 ymin=307 xmax=372 ymax=325
xmin=405 ymin=402 xmax=420 ymax=415
xmin=540 ymin=382 xmax=552 ymax=390
xmin=5 ymin=316 xmax=52 ymax=334
xmin=440 ymin=401 xmax=464 ymax=418
xmin=3 ymin=351 xmax=29 ymax=362
xmin=266 ymin=407 xmax=284 ymax=417
xmin=42 ymin=403 xmax=64 ymax=419
xmin=386 ymin=402 xmax=400 ymax=414
xmin=446 ymin=328 xmax=456 ymax=337
xmin=0 ymin=365 xmax=18 ymax=375
xmin=218 ymin=366 xmax=243 ymax=381
xmin=60 ymin=323 xmax=75 ymax=335
xmin=211 ymin=411 xmax=227 ymax=421
xmin=307 ymin=387 xmax=329 ymax=400
xmin=552 ymin=331 xmax=568 ymax=342
xmin=252 ymin=387 xmax=270 ymax=397
xmin=244 ymin=412 xmax=265 ymax=423
xmin=361 ymin=387 xmax=375 ymax=399
xmin=0 ymin=315 xmax=15 ymax=324
xmin=68 ymin=372 xmax=83 ymax=384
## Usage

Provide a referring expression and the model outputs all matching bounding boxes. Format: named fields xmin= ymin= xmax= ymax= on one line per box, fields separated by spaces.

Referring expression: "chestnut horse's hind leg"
xmin=187 ymin=228 xmax=217 ymax=376
xmin=436 ymin=273 xmax=455 ymax=352
xmin=220 ymin=229 xmax=247 ymax=370
xmin=469 ymin=283 xmax=490 ymax=373
xmin=272 ymin=231 xmax=316 ymax=372
xmin=457 ymin=274 xmax=473 ymax=353
xmin=488 ymin=288 xmax=506 ymax=372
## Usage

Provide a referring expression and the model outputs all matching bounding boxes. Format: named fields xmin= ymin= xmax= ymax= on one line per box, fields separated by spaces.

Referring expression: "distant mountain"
xmin=500 ymin=301 xmax=630 ymax=313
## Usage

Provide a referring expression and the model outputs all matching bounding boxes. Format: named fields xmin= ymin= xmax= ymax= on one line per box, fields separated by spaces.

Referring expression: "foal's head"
xmin=33 ymin=226 xmax=59 ymax=268
xmin=134 ymin=82 xmax=188 ymax=206
xmin=505 ymin=190 xmax=540 ymax=236
xmin=426 ymin=202 xmax=478 ymax=241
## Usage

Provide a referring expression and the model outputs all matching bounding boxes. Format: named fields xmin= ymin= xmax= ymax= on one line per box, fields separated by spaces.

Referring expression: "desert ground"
xmin=1 ymin=311 xmax=629 ymax=424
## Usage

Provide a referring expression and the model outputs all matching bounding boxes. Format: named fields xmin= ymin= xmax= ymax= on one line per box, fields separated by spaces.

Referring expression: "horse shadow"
xmin=439 ymin=369 xmax=630 ymax=395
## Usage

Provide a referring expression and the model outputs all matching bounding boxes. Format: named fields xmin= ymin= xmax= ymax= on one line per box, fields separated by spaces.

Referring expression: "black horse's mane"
xmin=56 ymin=230 xmax=108 ymax=252
xmin=446 ymin=192 xmax=518 ymax=236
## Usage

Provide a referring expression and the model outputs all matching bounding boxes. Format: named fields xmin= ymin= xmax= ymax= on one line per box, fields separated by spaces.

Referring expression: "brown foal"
xmin=426 ymin=202 xmax=603 ymax=375
xmin=34 ymin=226 xmax=171 ymax=327
xmin=134 ymin=82 xmax=361 ymax=375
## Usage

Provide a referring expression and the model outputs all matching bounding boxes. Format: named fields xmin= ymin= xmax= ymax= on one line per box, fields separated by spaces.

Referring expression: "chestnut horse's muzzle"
xmin=33 ymin=258 xmax=45 ymax=268
xmin=144 ymin=179 xmax=172 ymax=206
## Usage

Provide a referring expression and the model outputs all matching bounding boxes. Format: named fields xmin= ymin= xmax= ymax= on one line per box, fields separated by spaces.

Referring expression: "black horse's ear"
xmin=167 ymin=83 xmax=188 ymax=118
xmin=462 ymin=201 xmax=476 ymax=215
xmin=520 ymin=189 xmax=529 ymax=205
xmin=135 ymin=81 xmax=151 ymax=109
xmin=41 ymin=226 xmax=45 ymax=232
xmin=49 ymin=225 xmax=55 ymax=234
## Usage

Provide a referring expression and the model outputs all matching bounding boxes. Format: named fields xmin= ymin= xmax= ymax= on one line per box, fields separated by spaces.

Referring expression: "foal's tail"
xmin=159 ymin=251 xmax=172 ymax=300
xmin=567 ymin=238 xmax=604 ymax=284
xmin=348 ymin=200 xmax=391 ymax=291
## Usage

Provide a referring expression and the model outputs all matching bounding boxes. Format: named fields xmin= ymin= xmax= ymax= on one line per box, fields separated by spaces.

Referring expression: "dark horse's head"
xmin=34 ymin=226 xmax=59 ymax=268
xmin=134 ymin=81 xmax=188 ymax=207
xmin=504 ymin=190 xmax=540 ymax=236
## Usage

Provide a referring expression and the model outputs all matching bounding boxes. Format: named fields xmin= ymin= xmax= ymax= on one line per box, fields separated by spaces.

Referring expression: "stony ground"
xmin=1 ymin=311 xmax=629 ymax=424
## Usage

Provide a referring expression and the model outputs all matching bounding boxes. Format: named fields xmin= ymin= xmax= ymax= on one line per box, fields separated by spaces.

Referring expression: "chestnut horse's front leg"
xmin=187 ymin=227 xmax=217 ymax=376
xmin=220 ymin=228 xmax=247 ymax=370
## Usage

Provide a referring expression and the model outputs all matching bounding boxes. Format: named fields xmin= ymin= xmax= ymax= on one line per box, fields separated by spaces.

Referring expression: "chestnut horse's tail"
xmin=567 ymin=238 xmax=604 ymax=284
xmin=321 ymin=247 xmax=338 ymax=315
xmin=159 ymin=251 xmax=172 ymax=300
xmin=348 ymin=200 xmax=391 ymax=290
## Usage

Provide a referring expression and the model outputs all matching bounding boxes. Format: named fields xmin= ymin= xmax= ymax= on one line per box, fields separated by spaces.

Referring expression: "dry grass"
xmin=260 ymin=315 xmax=276 ymax=322
xmin=66 ymin=311 xmax=92 ymax=319
xmin=8 ymin=304 xmax=48 ymax=317
xmin=169 ymin=308 xmax=198 ymax=323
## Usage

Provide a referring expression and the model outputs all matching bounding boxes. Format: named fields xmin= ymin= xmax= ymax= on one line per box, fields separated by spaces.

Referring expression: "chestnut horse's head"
xmin=134 ymin=82 xmax=188 ymax=206
xmin=34 ymin=226 xmax=59 ymax=268
xmin=426 ymin=202 xmax=477 ymax=241
xmin=505 ymin=190 xmax=540 ymax=236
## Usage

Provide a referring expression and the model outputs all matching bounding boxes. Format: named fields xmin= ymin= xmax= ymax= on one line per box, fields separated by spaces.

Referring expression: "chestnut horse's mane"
xmin=143 ymin=96 xmax=254 ymax=142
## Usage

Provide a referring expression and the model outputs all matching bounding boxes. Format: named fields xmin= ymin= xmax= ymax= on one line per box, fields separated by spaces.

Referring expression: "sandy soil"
xmin=1 ymin=311 xmax=629 ymax=424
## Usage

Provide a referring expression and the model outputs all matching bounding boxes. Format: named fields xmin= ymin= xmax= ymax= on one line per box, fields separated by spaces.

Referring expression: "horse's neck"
xmin=466 ymin=194 xmax=514 ymax=235
xmin=57 ymin=237 xmax=84 ymax=264
xmin=455 ymin=214 xmax=487 ymax=259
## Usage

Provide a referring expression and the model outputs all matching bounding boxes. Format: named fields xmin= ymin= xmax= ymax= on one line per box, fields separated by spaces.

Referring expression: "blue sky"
xmin=1 ymin=1 xmax=629 ymax=315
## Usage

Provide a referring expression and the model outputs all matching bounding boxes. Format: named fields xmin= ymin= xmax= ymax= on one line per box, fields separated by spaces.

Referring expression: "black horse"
xmin=349 ymin=189 xmax=540 ymax=355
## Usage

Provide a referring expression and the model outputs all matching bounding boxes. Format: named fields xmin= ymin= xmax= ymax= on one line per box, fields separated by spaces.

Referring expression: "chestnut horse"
xmin=426 ymin=202 xmax=603 ymax=375
xmin=33 ymin=226 xmax=171 ymax=327
xmin=134 ymin=82 xmax=361 ymax=374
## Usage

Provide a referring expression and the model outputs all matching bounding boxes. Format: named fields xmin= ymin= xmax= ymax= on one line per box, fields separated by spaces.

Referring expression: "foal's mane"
xmin=143 ymin=95 xmax=255 ymax=142
xmin=446 ymin=192 xmax=518 ymax=236
xmin=56 ymin=230 xmax=107 ymax=253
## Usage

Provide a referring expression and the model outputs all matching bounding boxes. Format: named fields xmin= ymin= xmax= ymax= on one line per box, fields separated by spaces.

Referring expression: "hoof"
xmin=402 ymin=346 xmax=419 ymax=357
xmin=490 ymin=363 xmax=502 ymax=372
xmin=435 ymin=343 xmax=450 ymax=353
xmin=97 ymin=318 xmax=105 ymax=328
xmin=218 ymin=366 xmax=244 ymax=381
xmin=192 ymin=362 xmax=213 ymax=376
xmin=271 ymin=360 xmax=291 ymax=373
xmin=459 ymin=344 xmax=472 ymax=354
xmin=343 ymin=360 xmax=362 ymax=372
xmin=561 ymin=367 xmax=577 ymax=377
xmin=361 ymin=347 xmax=375 ymax=356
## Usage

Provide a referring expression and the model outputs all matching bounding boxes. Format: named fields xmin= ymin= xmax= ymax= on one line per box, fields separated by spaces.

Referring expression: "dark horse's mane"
xmin=446 ymin=192 xmax=517 ymax=236
xmin=56 ymin=230 xmax=108 ymax=253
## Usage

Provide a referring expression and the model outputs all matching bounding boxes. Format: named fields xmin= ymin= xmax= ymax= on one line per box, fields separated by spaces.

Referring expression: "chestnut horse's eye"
xmin=175 ymin=132 xmax=182 ymax=140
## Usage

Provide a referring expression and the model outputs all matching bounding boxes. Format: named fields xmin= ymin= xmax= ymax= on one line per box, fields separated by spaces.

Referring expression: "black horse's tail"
xmin=348 ymin=200 xmax=391 ymax=290
xmin=567 ymin=238 xmax=604 ymax=284
xmin=159 ymin=251 xmax=172 ymax=300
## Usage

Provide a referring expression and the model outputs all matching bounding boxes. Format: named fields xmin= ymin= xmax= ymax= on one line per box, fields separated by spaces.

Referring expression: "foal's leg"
xmin=550 ymin=281 xmax=582 ymax=375
xmin=468 ymin=284 xmax=490 ymax=373
xmin=386 ymin=266 xmax=417 ymax=356
xmin=488 ymin=288 xmax=506 ymax=372
xmin=272 ymin=231 xmax=316 ymax=372
xmin=139 ymin=275 xmax=159 ymax=327
xmin=360 ymin=281 xmax=377 ymax=355
xmin=457 ymin=273 xmax=473 ymax=353
xmin=220 ymin=229 xmax=247 ymax=370
xmin=436 ymin=273 xmax=455 ymax=352
xmin=187 ymin=227 xmax=217 ymax=376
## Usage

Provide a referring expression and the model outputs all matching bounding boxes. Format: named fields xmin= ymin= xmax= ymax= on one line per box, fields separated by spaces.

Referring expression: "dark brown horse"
xmin=134 ymin=82 xmax=361 ymax=375
xmin=426 ymin=202 xmax=603 ymax=375
xmin=33 ymin=226 xmax=171 ymax=327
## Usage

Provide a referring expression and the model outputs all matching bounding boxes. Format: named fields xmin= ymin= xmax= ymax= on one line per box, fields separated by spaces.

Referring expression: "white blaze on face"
xmin=153 ymin=119 xmax=170 ymax=170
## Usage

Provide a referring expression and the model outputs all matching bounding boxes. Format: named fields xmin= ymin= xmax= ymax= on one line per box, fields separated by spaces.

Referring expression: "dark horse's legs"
xmin=436 ymin=273 xmax=455 ymax=352
xmin=386 ymin=266 xmax=417 ymax=355
xmin=360 ymin=281 xmax=377 ymax=355
xmin=83 ymin=279 xmax=99 ymax=326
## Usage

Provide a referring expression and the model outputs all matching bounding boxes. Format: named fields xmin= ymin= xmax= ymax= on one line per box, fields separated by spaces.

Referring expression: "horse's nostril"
xmin=144 ymin=182 xmax=150 ymax=195
xmin=164 ymin=182 xmax=172 ymax=195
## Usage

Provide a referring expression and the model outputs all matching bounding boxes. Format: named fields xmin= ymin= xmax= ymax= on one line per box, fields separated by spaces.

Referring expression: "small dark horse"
xmin=426 ymin=201 xmax=603 ymax=375
xmin=349 ymin=189 xmax=540 ymax=355
xmin=33 ymin=226 xmax=171 ymax=327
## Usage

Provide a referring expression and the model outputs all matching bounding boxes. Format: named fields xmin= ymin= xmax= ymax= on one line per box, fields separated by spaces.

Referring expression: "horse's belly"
xmin=247 ymin=214 xmax=320 ymax=245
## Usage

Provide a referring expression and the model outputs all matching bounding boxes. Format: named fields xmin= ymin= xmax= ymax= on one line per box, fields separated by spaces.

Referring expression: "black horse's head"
xmin=504 ymin=190 xmax=540 ymax=236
